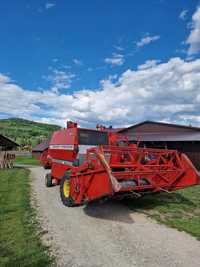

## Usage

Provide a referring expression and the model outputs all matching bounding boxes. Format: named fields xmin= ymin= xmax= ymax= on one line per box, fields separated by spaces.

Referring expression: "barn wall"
xmin=184 ymin=152 xmax=200 ymax=170
xmin=166 ymin=142 xmax=200 ymax=152
xmin=166 ymin=142 xmax=200 ymax=170
xmin=32 ymin=151 xmax=41 ymax=159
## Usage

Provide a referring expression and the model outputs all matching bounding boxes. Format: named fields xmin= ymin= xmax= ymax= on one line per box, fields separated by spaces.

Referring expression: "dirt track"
xmin=31 ymin=167 xmax=200 ymax=267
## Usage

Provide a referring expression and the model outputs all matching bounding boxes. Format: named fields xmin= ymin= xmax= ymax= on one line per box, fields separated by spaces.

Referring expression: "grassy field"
xmin=0 ymin=168 xmax=52 ymax=267
xmin=0 ymin=117 xmax=60 ymax=147
xmin=14 ymin=156 xmax=40 ymax=166
xmin=124 ymin=185 xmax=200 ymax=240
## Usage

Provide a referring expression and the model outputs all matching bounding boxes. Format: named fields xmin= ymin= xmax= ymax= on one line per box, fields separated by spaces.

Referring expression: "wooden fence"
xmin=0 ymin=151 xmax=15 ymax=169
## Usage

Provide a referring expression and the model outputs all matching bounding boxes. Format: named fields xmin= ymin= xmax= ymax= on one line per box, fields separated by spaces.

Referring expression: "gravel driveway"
xmin=31 ymin=167 xmax=200 ymax=267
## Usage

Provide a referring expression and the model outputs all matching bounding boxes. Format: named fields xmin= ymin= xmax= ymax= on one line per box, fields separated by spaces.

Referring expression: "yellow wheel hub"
xmin=63 ymin=180 xmax=70 ymax=198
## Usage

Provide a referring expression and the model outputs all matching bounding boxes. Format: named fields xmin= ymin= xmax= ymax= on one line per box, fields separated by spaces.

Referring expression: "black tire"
xmin=60 ymin=173 xmax=76 ymax=207
xmin=44 ymin=164 xmax=50 ymax=169
xmin=45 ymin=173 xmax=52 ymax=187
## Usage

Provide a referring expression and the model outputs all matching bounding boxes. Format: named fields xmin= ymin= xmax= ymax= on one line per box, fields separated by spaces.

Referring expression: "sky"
xmin=1 ymin=0 xmax=200 ymax=127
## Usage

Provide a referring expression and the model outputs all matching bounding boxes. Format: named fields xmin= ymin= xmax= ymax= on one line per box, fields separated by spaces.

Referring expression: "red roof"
xmin=32 ymin=139 xmax=49 ymax=152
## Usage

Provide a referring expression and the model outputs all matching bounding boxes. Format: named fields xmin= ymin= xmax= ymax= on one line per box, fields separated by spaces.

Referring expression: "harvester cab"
xmin=46 ymin=121 xmax=200 ymax=207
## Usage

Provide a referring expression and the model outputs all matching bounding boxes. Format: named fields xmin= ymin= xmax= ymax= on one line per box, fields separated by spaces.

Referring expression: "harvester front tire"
xmin=45 ymin=173 xmax=52 ymax=187
xmin=44 ymin=164 xmax=50 ymax=170
xmin=60 ymin=174 xmax=76 ymax=207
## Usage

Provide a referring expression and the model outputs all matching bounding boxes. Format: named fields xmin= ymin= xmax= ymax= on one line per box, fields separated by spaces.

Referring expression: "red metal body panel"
xmin=47 ymin=121 xmax=200 ymax=206
xmin=51 ymin=161 xmax=72 ymax=179
xmin=40 ymin=149 xmax=52 ymax=169
xmin=49 ymin=128 xmax=78 ymax=161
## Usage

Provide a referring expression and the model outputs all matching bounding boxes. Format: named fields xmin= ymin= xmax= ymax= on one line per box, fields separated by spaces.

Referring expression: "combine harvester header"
xmin=45 ymin=121 xmax=200 ymax=207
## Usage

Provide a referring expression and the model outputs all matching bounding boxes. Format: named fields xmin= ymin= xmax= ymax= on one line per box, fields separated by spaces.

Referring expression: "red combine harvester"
xmin=45 ymin=121 xmax=200 ymax=207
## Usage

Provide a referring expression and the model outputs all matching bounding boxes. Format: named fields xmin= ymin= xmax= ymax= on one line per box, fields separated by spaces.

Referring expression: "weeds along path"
xmin=31 ymin=166 xmax=200 ymax=267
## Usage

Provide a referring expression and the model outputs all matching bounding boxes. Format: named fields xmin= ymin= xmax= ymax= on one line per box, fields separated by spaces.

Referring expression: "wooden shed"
xmin=32 ymin=139 xmax=49 ymax=159
xmin=118 ymin=121 xmax=200 ymax=170
xmin=0 ymin=134 xmax=19 ymax=151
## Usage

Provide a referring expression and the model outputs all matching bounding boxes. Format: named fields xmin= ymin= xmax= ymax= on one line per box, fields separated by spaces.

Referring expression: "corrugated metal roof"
xmin=32 ymin=139 xmax=49 ymax=152
xmin=127 ymin=132 xmax=200 ymax=142
xmin=118 ymin=120 xmax=200 ymax=133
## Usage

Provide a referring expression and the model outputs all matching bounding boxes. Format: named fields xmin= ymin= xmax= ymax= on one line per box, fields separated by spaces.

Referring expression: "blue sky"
xmin=1 ymin=0 xmax=200 ymax=127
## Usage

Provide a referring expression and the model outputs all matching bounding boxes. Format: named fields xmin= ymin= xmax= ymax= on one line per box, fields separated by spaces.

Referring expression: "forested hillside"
xmin=0 ymin=118 xmax=61 ymax=147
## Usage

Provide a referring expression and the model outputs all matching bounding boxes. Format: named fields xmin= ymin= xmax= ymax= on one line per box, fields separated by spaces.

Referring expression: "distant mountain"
xmin=0 ymin=118 xmax=61 ymax=147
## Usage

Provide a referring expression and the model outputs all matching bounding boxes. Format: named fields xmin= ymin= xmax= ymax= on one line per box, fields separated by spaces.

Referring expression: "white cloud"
xmin=138 ymin=60 xmax=160 ymax=70
xmin=45 ymin=2 xmax=55 ymax=9
xmin=73 ymin=58 xmax=83 ymax=66
xmin=186 ymin=7 xmax=200 ymax=55
xmin=45 ymin=69 xmax=75 ymax=93
xmin=179 ymin=9 xmax=188 ymax=20
xmin=0 ymin=73 xmax=10 ymax=83
xmin=113 ymin=45 xmax=124 ymax=51
xmin=1 ymin=57 xmax=200 ymax=127
xmin=136 ymin=34 xmax=160 ymax=48
xmin=104 ymin=53 xmax=124 ymax=66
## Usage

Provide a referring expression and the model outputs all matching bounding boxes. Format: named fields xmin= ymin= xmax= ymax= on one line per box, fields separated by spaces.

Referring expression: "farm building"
xmin=0 ymin=134 xmax=19 ymax=151
xmin=0 ymin=134 xmax=19 ymax=169
xmin=32 ymin=139 xmax=49 ymax=159
xmin=118 ymin=121 xmax=200 ymax=170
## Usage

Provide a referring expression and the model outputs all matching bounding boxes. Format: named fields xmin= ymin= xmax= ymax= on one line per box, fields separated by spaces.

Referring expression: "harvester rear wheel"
xmin=60 ymin=173 xmax=76 ymax=207
xmin=45 ymin=173 xmax=53 ymax=187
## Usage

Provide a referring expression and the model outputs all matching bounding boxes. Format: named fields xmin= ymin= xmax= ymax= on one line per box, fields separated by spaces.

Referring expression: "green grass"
xmin=0 ymin=168 xmax=52 ymax=267
xmin=124 ymin=185 xmax=200 ymax=240
xmin=15 ymin=156 xmax=40 ymax=166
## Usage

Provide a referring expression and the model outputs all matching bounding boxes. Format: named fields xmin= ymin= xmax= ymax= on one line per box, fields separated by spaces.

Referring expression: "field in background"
xmin=0 ymin=168 xmax=52 ymax=267
xmin=0 ymin=117 xmax=60 ymax=147
xmin=124 ymin=185 xmax=200 ymax=240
